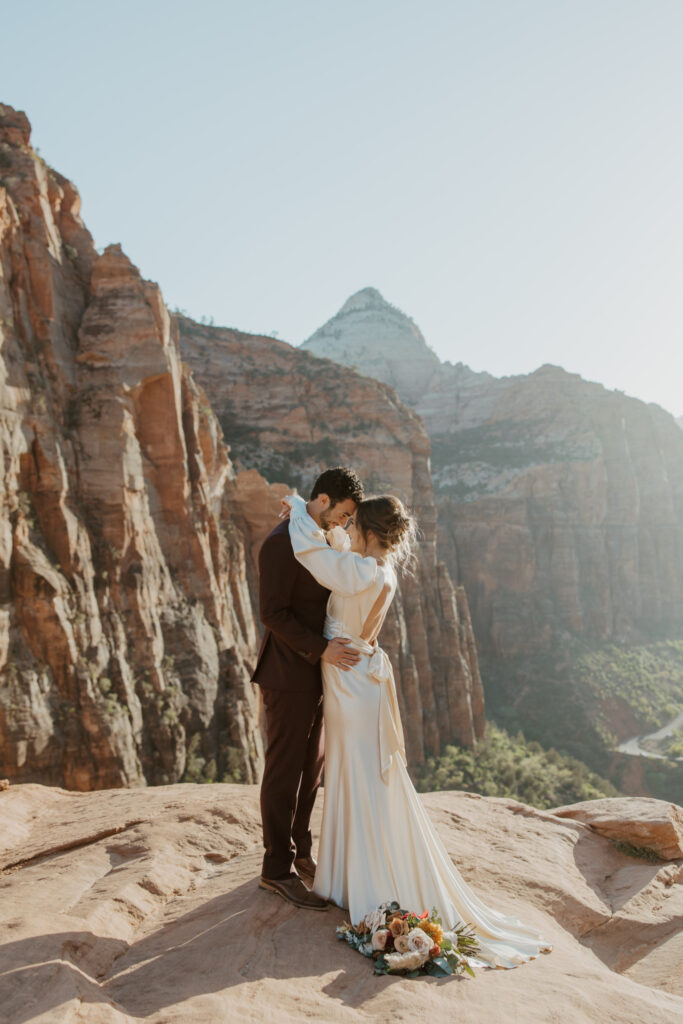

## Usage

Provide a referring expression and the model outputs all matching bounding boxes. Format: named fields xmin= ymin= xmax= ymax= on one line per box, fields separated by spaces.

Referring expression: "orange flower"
xmin=418 ymin=920 xmax=444 ymax=946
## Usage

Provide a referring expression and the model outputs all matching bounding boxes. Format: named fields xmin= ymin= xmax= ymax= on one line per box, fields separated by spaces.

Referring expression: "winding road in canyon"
xmin=617 ymin=710 xmax=683 ymax=760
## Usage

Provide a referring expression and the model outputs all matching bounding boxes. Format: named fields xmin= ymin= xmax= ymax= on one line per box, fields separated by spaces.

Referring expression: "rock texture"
xmin=553 ymin=798 xmax=683 ymax=860
xmin=0 ymin=104 xmax=263 ymax=788
xmin=178 ymin=317 xmax=485 ymax=761
xmin=430 ymin=364 xmax=683 ymax=659
xmin=1 ymin=782 xmax=682 ymax=1023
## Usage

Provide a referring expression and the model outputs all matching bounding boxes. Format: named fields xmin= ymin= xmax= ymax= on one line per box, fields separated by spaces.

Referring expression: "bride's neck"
xmin=364 ymin=539 xmax=387 ymax=563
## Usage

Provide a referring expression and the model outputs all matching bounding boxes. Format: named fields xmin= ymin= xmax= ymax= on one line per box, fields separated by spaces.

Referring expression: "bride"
xmin=283 ymin=491 xmax=551 ymax=969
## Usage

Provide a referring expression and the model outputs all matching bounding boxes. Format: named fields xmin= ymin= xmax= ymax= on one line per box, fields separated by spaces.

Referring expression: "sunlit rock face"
xmin=1 ymin=782 xmax=682 ymax=1022
xmin=0 ymin=104 xmax=263 ymax=789
xmin=179 ymin=317 xmax=485 ymax=762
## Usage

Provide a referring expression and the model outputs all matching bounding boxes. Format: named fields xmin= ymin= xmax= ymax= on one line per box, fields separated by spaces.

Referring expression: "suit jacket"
xmin=251 ymin=519 xmax=330 ymax=692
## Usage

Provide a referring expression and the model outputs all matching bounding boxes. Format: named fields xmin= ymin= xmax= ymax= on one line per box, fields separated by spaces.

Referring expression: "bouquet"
xmin=337 ymin=901 xmax=479 ymax=978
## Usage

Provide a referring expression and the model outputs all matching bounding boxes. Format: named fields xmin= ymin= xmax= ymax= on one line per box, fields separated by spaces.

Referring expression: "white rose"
xmin=362 ymin=907 xmax=387 ymax=934
xmin=394 ymin=935 xmax=411 ymax=953
xmin=406 ymin=928 xmax=433 ymax=956
xmin=385 ymin=949 xmax=430 ymax=972
xmin=371 ymin=928 xmax=390 ymax=951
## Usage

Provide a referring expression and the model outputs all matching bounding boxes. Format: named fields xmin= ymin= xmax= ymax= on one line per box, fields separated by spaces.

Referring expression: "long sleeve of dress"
xmin=286 ymin=495 xmax=380 ymax=597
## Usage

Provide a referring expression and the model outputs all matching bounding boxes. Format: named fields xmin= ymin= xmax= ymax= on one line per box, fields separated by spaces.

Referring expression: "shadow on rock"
xmin=0 ymin=931 xmax=129 ymax=1024
xmin=103 ymin=876 xmax=379 ymax=1017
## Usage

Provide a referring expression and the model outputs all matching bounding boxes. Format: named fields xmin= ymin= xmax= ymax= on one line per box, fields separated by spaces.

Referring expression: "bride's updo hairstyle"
xmin=355 ymin=495 xmax=417 ymax=571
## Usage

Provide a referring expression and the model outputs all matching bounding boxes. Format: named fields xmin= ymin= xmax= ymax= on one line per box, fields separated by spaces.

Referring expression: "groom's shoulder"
xmin=260 ymin=519 xmax=293 ymax=553
xmin=266 ymin=519 xmax=291 ymax=542
xmin=259 ymin=520 xmax=294 ymax=571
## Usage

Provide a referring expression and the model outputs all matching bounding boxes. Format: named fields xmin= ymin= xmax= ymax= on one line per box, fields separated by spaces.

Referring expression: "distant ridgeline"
xmin=302 ymin=288 xmax=683 ymax=802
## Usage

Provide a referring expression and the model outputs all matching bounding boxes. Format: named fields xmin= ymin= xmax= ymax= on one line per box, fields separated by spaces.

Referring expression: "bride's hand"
xmin=278 ymin=498 xmax=292 ymax=520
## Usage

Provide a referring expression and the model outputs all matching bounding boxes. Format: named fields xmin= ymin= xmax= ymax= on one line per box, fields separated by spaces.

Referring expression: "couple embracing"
xmin=251 ymin=466 xmax=550 ymax=969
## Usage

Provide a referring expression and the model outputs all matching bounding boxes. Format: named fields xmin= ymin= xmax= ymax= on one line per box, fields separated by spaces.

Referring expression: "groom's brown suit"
xmin=252 ymin=518 xmax=329 ymax=880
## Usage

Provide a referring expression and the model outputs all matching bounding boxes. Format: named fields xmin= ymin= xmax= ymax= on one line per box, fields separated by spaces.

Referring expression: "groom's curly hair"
xmin=310 ymin=466 xmax=364 ymax=507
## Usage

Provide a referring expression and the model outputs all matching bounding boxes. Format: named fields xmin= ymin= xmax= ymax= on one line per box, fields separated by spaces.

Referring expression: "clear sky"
xmin=4 ymin=1 xmax=683 ymax=416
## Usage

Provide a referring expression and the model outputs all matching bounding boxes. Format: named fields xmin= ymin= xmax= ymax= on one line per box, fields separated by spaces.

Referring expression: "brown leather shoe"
xmin=294 ymin=855 xmax=317 ymax=886
xmin=259 ymin=874 xmax=328 ymax=911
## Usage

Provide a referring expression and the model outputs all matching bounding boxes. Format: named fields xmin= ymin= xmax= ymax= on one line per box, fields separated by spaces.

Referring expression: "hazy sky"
xmin=4 ymin=1 xmax=683 ymax=415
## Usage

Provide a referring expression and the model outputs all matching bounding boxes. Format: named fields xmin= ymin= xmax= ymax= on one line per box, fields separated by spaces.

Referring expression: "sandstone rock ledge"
xmin=0 ymin=786 xmax=682 ymax=1024
xmin=553 ymin=798 xmax=683 ymax=860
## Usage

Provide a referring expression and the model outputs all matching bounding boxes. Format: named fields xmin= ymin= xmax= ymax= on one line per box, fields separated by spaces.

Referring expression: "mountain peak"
xmin=338 ymin=287 xmax=389 ymax=314
xmin=302 ymin=288 xmax=440 ymax=404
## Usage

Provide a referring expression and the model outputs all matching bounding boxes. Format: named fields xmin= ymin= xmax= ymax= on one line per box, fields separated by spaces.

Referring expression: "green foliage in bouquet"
xmin=337 ymin=901 xmax=479 ymax=979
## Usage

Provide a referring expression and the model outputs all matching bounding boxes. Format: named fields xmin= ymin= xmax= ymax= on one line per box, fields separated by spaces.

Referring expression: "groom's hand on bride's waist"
xmin=321 ymin=637 xmax=361 ymax=671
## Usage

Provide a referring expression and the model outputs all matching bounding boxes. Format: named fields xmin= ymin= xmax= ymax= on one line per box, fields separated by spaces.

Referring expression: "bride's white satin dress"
xmin=287 ymin=496 xmax=551 ymax=969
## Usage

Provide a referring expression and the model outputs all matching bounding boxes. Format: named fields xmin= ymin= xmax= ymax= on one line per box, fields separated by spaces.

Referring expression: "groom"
xmin=253 ymin=466 xmax=364 ymax=910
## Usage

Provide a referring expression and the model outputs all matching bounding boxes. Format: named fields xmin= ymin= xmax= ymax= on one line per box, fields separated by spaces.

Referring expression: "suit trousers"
xmin=260 ymin=686 xmax=325 ymax=880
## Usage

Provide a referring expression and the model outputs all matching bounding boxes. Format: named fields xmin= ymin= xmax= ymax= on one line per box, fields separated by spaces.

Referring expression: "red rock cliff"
xmin=429 ymin=363 xmax=683 ymax=658
xmin=0 ymin=104 xmax=263 ymax=788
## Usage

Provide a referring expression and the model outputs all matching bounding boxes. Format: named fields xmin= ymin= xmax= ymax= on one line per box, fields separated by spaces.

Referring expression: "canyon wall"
xmin=0 ymin=104 xmax=263 ymax=789
xmin=430 ymin=363 xmax=683 ymax=659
